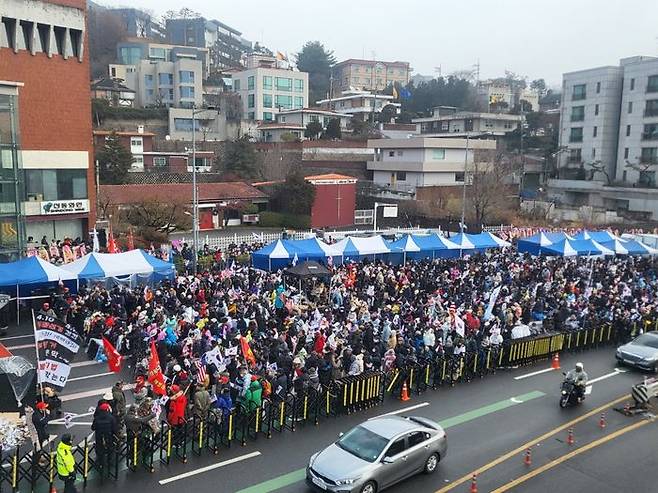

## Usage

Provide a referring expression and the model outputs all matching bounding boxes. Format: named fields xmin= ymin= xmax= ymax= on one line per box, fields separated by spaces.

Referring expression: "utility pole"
xmin=460 ymin=133 xmax=470 ymax=234
xmin=191 ymin=104 xmax=198 ymax=275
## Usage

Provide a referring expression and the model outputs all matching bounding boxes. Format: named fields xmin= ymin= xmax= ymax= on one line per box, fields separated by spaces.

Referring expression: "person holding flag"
xmin=102 ymin=336 xmax=122 ymax=373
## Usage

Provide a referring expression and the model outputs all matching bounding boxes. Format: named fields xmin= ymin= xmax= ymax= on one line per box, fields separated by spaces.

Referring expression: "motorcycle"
xmin=559 ymin=374 xmax=584 ymax=408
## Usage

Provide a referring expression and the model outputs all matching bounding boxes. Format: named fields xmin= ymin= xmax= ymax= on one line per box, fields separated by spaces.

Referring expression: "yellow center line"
xmin=435 ymin=394 xmax=630 ymax=493
xmin=491 ymin=418 xmax=651 ymax=492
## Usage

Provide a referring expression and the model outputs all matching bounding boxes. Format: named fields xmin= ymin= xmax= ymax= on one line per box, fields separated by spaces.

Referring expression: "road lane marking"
xmin=434 ymin=393 xmax=631 ymax=493
xmin=491 ymin=419 xmax=651 ymax=492
xmin=68 ymin=371 xmax=115 ymax=382
xmin=514 ymin=368 xmax=555 ymax=380
xmin=587 ymin=368 xmax=627 ymax=385
xmin=0 ymin=334 xmax=34 ymax=341
xmin=235 ymin=391 xmax=545 ymax=493
xmin=6 ymin=343 xmax=34 ymax=350
xmin=158 ymin=451 xmax=261 ymax=484
xmin=71 ymin=361 xmax=102 ymax=368
xmin=371 ymin=402 xmax=430 ymax=419
xmin=61 ymin=384 xmax=135 ymax=402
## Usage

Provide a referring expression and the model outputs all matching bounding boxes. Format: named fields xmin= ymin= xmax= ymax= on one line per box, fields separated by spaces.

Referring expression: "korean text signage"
xmin=40 ymin=199 xmax=90 ymax=215
xmin=34 ymin=314 xmax=82 ymax=388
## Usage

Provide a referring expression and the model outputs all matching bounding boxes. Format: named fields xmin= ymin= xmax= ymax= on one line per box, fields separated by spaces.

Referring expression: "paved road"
xmin=2 ymin=326 xmax=656 ymax=492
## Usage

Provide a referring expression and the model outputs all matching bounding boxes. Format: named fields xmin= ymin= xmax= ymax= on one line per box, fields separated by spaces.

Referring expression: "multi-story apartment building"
xmin=0 ymin=0 xmax=95 ymax=258
xmin=115 ymin=40 xmax=210 ymax=77
xmin=367 ymin=137 xmax=496 ymax=197
xmin=257 ymin=108 xmax=351 ymax=142
xmin=166 ymin=17 xmax=251 ymax=70
xmin=316 ymin=90 xmax=400 ymax=121
xmin=111 ymin=8 xmax=165 ymax=40
xmin=231 ymin=55 xmax=309 ymax=121
xmin=545 ymin=56 xmax=658 ymax=223
xmin=332 ymin=59 xmax=410 ymax=94
xmin=413 ymin=106 xmax=522 ymax=137
xmin=115 ymin=58 xmax=203 ymax=108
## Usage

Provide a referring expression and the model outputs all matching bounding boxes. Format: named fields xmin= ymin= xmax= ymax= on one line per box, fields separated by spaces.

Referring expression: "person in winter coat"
xmin=111 ymin=381 xmax=126 ymax=436
xmin=56 ymin=434 xmax=76 ymax=493
xmin=241 ymin=377 xmax=262 ymax=413
xmin=125 ymin=404 xmax=154 ymax=435
xmin=167 ymin=385 xmax=188 ymax=426
xmin=91 ymin=403 xmax=118 ymax=468
xmin=32 ymin=401 xmax=50 ymax=450
xmin=212 ymin=387 xmax=233 ymax=423
xmin=192 ymin=384 xmax=211 ymax=420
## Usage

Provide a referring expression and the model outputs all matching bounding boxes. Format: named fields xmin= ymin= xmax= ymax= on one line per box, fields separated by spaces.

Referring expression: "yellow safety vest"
xmin=56 ymin=442 xmax=75 ymax=477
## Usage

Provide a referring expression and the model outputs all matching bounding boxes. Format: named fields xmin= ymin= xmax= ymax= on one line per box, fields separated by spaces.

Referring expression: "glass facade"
xmin=275 ymin=95 xmax=293 ymax=109
xmin=0 ymin=93 xmax=24 ymax=261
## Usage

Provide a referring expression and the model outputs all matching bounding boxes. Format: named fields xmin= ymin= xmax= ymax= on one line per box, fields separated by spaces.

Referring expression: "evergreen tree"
xmin=295 ymin=41 xmax=336 ymax=105
xmin=221 ymin=136 xmax=259 ymax=178
xmin=323 ymin=118 xmax=342 ymax=140
xmin=304 ymin=121 xmax=323 ymax=140
xmin=96 ymin=132 xmax=133 ymax=184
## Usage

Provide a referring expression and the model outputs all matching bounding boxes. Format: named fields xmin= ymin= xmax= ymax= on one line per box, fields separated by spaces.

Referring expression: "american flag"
xmin=194 ymin=359 xmax=207 ymax=385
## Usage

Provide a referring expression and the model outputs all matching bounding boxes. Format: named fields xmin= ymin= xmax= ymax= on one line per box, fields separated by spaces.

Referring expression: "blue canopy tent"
xmin=387 ymin=235 xmax=423 ymax=265
xmin=541 ymin=238 xmax=608 ymax=257
xmin=331 ymin=236 xmax=391 ymax=265
xmin=252 ymin=240 xmax=304 ymax=271
xmin=388 ymin=233 xmax=462 ymax=264
xmin=449 ymin=233 xmax=488 ymax=254
xmin=573 ymin=230 xmax=619 ymax=243
xmin=284 ymin=238 xmax=337 ymax=264
xmin=602 ymin=238 xmax=658 ymax=255
xmin=60 ymin=250 xmax=175 ymax=282
xmin=517 ymin=231 xmax=575 ymax=255
xmin=470 ymin=232 xmax=511 ymax=249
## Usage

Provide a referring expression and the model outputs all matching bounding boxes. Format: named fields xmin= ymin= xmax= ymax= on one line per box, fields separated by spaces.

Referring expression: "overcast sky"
xmin=112 ymin=0 xmax=658 ymax=86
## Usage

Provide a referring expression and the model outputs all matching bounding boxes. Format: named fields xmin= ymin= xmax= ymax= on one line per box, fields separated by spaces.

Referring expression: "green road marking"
xmin=235 ymin=390 xmax=546 ymax=493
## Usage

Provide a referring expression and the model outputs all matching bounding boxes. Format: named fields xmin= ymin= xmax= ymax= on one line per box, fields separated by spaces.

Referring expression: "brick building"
xmin=306 ymin=174 xmax=357 ymax=228
xmin=0 ymin=0 xmax=95 ymax=257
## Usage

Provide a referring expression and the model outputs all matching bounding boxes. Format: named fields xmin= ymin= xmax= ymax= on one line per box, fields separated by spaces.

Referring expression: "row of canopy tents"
xmin=252 ymin=232 xmax=513 ymax=271
xmin=517 ymin=230 xmax=657 ymax=256
xmin=0 ymin=250 xmax=175 ymax=296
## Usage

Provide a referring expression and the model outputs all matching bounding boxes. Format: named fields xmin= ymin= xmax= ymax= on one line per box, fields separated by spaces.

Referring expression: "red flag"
xmin=240 ymin=336 xmax=256 ymax=367
xmin=102 ymin=337 xmax=122 ymax=373
xmin=107 ymin=229 xmax=117 ymax=253
xmin=147 ymin=340 xmax=167 ymax=396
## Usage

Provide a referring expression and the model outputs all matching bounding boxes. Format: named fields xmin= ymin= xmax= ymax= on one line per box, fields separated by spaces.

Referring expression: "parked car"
xmin=616 ymin=331 xmax=658 ymax=371
xmin=306 ymin=415 xmax=447 ymax=493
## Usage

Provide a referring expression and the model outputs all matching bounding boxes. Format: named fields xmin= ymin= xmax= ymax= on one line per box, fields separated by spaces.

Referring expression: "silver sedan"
xmin=306 ymin=415 xmax=447 ymax=493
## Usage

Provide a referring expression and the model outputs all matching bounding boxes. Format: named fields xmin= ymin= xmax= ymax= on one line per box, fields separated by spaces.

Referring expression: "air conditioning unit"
xmin=27 ymin=194 xmax=43 ymax=202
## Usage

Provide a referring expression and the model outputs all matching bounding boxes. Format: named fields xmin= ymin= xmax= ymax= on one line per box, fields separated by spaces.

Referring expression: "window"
xmin=630 ymin=78 xmax=635 ymax=91
xmin=455 ymin=172 xmax=465 ymax=182
xmin=623 ymin=170 xmax=627 ymax=181
xmin=153 ymin=157 xmax=167 ymax=167
xmin=144 ymin=74 xmax=154 ymax=88
xmin=130 ymin=137 xmax=142 ymax=147
xmin=570 ymin=106 xmax=585 ymax=122
xmin=294 ymin=79 xmax=304 ymax=92
xmin=294 ymin=96 xmax=304 ymax=109
xmin=396 ymin=171 xmax=406 ymax=181
xmin=263 ymin=76 xmax=272 ymax=90
xmin=248 ymin=76 xmax=254 ymax=90
xmin=441 ymin=121 xmax=450 ymax=132
xmin=645 ymin=100 xmax=658 ymax=117
xmin=233 ymin=79 xmax=241 ymax=91
xmin=408 ymin=432 xmax=427 ymax=448
xmin=274 ymin=95 xmax=292 ymax=109
xmin=432 ymin=149 xmax=446 ymax=160
xmin=158 ymin=73 xmax=173 ymax=85
xmin=640 ymin=147 xmax=658 ymax=164
xmin=626 ymin=125 xmax=632 ymax=137
xmin=591 ymin=148 xmax=596 ymax=159
xmin=275 ymin=77 xmax=292 ymax=91
xmin=594 ymin=104 xmax=599 ymax=116
xmin=173 ymin=118 xmax=201 ymax=131
xmin=385 ymin=439 xmax=406 ymax=458
xmin=247 ymin=94 xmax=255 ymax=108
xmin=263 ymin=93 xmax=272 ymax=108
xmin=569 ymin=127 xmax=583 ymax=143
xmin=280 ymin=116 xmax=286 ymax=122
xmin=149 ymin=47 xmax=166 ymax=60
xmin=388 ymin=151 xmax=395 ymax=157
xmin=119 ymin=46 xmax=142 ymax=65
xmin=569 ymin=148 xmax=582 ymax=163
xmin=263 ymin=112 xmax=273 ymax=121
xmin=132 ymin=155 xmax=144 ymax=169
xmin=624 ymin=147 xmax=629 ymax=159
xmin=643 ymin=123 xmax=658 ymax=140
xmin=596 ymin=81 xmax=601 ymax=94
xmin=158 ymin=88 xmax=174 ymax=101
xmin=248 ymin=111 xmax=255 ymax=120
xmin=647 ymin=75 xmax=658 ymax=93
xmin=397 ymin=150 xmax=404 ymax=156
xmin=25 ymin=169 xmax=87 ymax=201
xmin=179 ymin=71 xmax=195 ymax=84
xmin=572 ymin=84 xmax=586 ymax=100
xmin=179 ymin=86 xmax=195 ymax=99
xmin=53 ymin=25 xmax=66 ymax=56
xmin=593 ymin=126 xmax=598 ymax=137
xmin=628 ymin=101 xmax=633 ymax=114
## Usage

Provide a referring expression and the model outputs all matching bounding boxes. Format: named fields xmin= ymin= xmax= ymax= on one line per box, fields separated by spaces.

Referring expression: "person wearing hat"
xmin=565 ymin=362 xmax=589 ymax=402
xmin=39 ymin=302 xmax=56 ymax=318
xmin=111 ymin=381 xmax=127 ymax=437
xmin=91 ymin=402 xmax=117 ymax=471
xmin=32 ymin=401 xmax=50 ymax=450
xmin=56 ymin=433 xmax=76 ymax=493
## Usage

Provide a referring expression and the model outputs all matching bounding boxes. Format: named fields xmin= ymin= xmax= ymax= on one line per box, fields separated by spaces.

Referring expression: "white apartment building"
xmin=316 ymin=90 xmax=401 ymax=121
xmin=477 ymin=79 xmax=540 ymax=112
xmin=257 ymin=108 xmax=350 ymax=142
xmin=544 ymin=56 xmax=658 ymax=223
xmin=231 ymin=60 xmax=309 ymax=121
xmin=367 ymin=137 xmax=496 ymax=196
xmin=413 ymin=106 xmax=521 ymax=137
xmin=167 ymin=107 xmax=241 ymax=142
xmin=112 ymin=58 xmax=203 ymax=108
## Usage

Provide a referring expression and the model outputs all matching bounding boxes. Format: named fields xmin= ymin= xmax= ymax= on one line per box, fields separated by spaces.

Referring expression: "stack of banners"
xmin=34 ymin=313 xmax=82 ymax=388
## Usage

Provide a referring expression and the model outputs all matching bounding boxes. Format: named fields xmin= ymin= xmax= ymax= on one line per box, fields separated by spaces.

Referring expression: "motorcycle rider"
xmin=565 ymin=362 xmax=588 ymax=402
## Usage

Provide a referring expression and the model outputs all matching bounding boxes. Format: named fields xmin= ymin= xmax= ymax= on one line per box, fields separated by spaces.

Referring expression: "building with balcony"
xmin=366 ymin=137 xmax=496 ymax=197
xmin=316 ymin=90 xmax=401 ymax=121
xmin=413 ymin=106 xmax=521 ymax=137
xmin=115 ymin=40 xmax=210 ymax=77
xmin=257 ymin=108 xmax=351 ymax=142
xmin=331 ymin=59 xmax=410 ymax=95
xmin=1 ymin=0 xmax=95 ymax=257
xmin=231 ymin=57 xmax=309 ymax=121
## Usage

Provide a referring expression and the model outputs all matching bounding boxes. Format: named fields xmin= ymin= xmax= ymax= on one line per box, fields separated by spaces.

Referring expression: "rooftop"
xmin=335 ymin=59 xmax=410 ymax=68
xmin=93 ymin=130 xmax=155 ymax=137
xmin=368 ymin=137 xmax=497 ymax=150
xmin=305 ymin=173 xmax=358 ymax=183
xmin=91 ymin=77 xmax=136 ymax=93
xmin=100 ymin=182 xmax=268 ymax=204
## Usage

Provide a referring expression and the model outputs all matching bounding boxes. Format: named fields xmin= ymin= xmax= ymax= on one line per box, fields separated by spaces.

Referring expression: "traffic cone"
xmin=567 ymin=428 xmax=574 ymax=445
xmin=470 ymin=473 xmax=478 ymax=493
xmin=50 ymin=483 xmax=57 ymax=493
xmin=599 ymin=412 xmax=606 ymax=429
xmin=400 ymin=381 xmax=411 ymax=402
xmin=524 ymin=447 xmax=532 ymax=466
xmin=551 ymin=353 xmax=560 ymax=370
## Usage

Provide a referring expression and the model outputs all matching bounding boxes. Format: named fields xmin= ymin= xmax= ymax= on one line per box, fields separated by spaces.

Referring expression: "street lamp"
xmin=460 ymin=131 xmax=493 ymax=233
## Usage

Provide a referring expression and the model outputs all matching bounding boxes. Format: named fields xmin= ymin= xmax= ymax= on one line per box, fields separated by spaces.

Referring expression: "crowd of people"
xmin=26 ymin=243 xmax=658 ymax=479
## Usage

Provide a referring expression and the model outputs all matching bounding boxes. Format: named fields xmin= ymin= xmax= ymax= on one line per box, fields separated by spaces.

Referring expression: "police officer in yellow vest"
xmin=56 ymin=433 xmax=77 ymax=493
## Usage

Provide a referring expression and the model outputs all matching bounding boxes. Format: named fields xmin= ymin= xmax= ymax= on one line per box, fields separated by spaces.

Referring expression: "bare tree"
xmin=585 ymin=160 xmax=613 ymax=184
xmin=625 ymin=158 xmax=658 ymax=186
xmin=122 ymin=198 xmax=192 ymax=233
xmin=258 ymin=144 xmax=300 ymax=181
